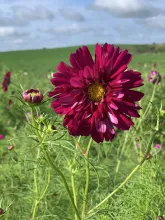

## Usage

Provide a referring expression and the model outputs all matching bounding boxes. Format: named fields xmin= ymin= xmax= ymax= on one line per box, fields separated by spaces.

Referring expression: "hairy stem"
xmin=71 ymin=172 xmax=78 ymax=220
xmin=136 ymin=83 xmax=157 ymax=130
xmin=81 ymin=138 xmax=93 ymax=218
xmin=43 ymin=144 xmax=81 ymax=220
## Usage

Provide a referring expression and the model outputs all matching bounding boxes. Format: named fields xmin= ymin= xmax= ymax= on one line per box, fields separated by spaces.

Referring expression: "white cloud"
xmin=12 ymin=38 xmax=24 ymax=44
xmin=40 ymin=23 xmax=103 ymax=34
xmin=91 ymin=0 xmax=161 ymax=18
xmin=59 ymin=8 xmax=85 ymax=22
xmin=143 ymin=15 xmax=165 ymax=29
xmin=0 ymin=27 xmax=15 ymax=37
xmin=11 ymin=5 xmax=54 ymax=21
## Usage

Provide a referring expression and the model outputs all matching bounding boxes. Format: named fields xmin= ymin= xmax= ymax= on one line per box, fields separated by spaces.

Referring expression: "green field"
xmin=0 ymin=44 xmax=165 ymax=220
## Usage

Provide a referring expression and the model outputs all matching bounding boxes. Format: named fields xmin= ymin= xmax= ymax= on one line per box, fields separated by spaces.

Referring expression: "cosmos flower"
xmin=2 ymin=72 xmax=11 ymax=92
xmin=0 ymin=134 xmax=5 ymax=140
xmin=154 ymin=144 xmax=162 ymax=149
xmin=22 ymin=89 xmax=43 ymax=104
xmin=148 ymin=70 xmax=161 ymax=84
xmin=49 ymin=43 xmax=144 ymax=143
xmin=153 ymin=63 xmax=157 ymax=68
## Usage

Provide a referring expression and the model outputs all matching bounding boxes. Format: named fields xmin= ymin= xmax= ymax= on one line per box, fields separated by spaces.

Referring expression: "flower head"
xmin=154 ymin=144 xmax=162 ymax=149
xmin=22 ymin=89 xmax=43 ymax=104
xmin=153 ymin=63 xmax=157 ymax=68
xmin=0 ymin=134 xmax=5 ymax=140
xmin=148 ymin=70 xmax=161 ymax=84
xmin=2 ymin=72 xmax=11 ymax=92
xmin=49 ymin=43 xmax=144 ymax=143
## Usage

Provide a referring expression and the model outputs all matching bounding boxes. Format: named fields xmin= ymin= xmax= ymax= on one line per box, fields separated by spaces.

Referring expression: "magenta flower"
xmin=49 ymin=43 xmax=144 ymax=143
xmin=154 ymin=144 xmax=162 ymax=149
xmin=153 ymin=63 xmax=157 ymax=68
xmin=22 ymin=89 xmax=43 ymax=104
xmin=0 ymin=134 xmax=5 ymax=140
xmin=2 ymin=72 xmax=11 ymax=92
xmin=148 ymin=70 xmax=161 ymax=84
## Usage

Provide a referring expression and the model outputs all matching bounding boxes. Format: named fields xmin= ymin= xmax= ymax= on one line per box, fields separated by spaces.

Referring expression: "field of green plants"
xmin=0 ymin=44 xmax=165 ymax=220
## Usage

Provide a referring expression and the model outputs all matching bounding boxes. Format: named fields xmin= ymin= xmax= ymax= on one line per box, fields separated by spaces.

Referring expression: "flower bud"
xmin=154 ymin=144 xmax=162 ymax=150
xmin=0 ymin=208 xmax=4 ymax=215
xmin=0 ymin=134 xmax=5 ymax=140
xmin=8 ymin=145 xmax=14 ymax=151
xmin=145 ymin=153 xmax=152 ymax=160
xmin=157 ymin=216 xmax=164 ymax=220
xmin=148 ymin=70 xmax=161 ymax=84
xmin=2 ymin=72 xmax=11 ymax=92
xmin=22 ymin=89 xmax=43 ymax=104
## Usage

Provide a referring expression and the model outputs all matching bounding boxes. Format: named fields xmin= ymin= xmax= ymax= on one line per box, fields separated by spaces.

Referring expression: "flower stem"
xmin=42 ymin=144 xmax=81 ymax=220
xmin=81 ymin=138 xmax=93 ymax=219
xmin=31 ymin=147 xmax=40 ymax=220
xmin=136 ymin=83 xmax=157 ymax=130
xmin=114 ymin=134 xmax=128 ymax=184
xmin=71 ymin=172 xmax=78 ymax=220
xmin=30 ymin=106 xmax=49 ymax=220
xmin=87 ymin=130 xmax=158 ymax=218
xmin=31 ymin=200 xmax=38 ymax=220
xmin=38 ymin=169 xmax=51 ymax=203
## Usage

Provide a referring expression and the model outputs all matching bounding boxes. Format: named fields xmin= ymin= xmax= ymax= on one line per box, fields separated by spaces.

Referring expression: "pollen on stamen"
xmin=88 ymin=82 xmax=105 ymax=102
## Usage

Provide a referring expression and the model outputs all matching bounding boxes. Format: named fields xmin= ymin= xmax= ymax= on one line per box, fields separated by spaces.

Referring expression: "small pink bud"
xmin=145 ymin=153 xmax=152 ymax=160
xmin=154 ymin=144 xmax=162 ymax=149
xmin=22 ymin=89 xmax=43 ymax=104
xmin=8 ymin=145 xmax=14 ymax=151
xmin=0 ymin=134 xmax=5 ymax=140
xmin=157 ymin=216 xmax=164 ymax=220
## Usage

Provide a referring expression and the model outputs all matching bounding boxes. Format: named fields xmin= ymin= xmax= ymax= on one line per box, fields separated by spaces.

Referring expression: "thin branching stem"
xmin=42 ymin=144 xmax=81 ymax=220
xmin=87 ymin=130 xmax=158 ymax=218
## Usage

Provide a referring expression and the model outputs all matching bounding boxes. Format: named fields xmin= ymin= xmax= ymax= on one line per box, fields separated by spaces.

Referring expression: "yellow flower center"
xmin=88 ymin=82 xmax=105 ymax=102
xmin=30 ymin=92 xmax=39 ymax=97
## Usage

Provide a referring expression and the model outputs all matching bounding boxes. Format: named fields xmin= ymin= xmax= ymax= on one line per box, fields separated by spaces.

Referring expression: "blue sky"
xmin=0 ymin=0 xmax=165 ymax=51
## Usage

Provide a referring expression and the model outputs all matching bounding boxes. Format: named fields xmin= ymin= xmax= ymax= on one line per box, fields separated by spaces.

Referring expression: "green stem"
xmin=30 ymin=106 xmax=48 ymax=220
xmin=38 ymin=169 xmax=51 ymax=203
xmin=81 ymin=138 xmax=93 ymax=219
xmin=31 ymin=200 xmax=38 ymax=220
xmin=136 ymin=83 xmax=157 ymax=130
xmin=30 ymin=107 xmax=41 ymax=139
xmin=87 ymin=130 xmax=158 ymax=218
xmin=42 ymin=144 xmax=81 ymax=220
xmin=114 ymin=134 xmax=128 ymax=183
xmin=71 ymin=172 xmax=78 ymax=220
xmin=11 ymin=81 xmax=20 ymax=88
xmin=31 ymin=147 xmax=40 ymax=220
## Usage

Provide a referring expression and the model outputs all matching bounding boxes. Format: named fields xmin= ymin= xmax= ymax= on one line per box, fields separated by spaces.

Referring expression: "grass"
xmin=0 ymin=44 xmax=165 ymax=220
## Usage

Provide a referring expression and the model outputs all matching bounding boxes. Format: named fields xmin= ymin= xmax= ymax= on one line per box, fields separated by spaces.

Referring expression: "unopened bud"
xmin=22 ymin=89 xmax=43 ymax=104
xmin=145 ymin=153 xmax=152 ymax=160
xmin=8 ymin=145 xmax=14 ymax=151
xmin=0 ymin=208 xmax=4 ymax=215
xmin=157 ymin=216 xmax=164 ymax=220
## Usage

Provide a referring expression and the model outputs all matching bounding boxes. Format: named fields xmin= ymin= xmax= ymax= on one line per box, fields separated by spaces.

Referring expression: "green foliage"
xmin=0 ymin=45 xmax=165 ymax=220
